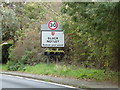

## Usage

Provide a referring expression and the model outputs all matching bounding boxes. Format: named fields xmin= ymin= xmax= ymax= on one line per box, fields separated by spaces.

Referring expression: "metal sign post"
xmin=56 ymin=48 xmax=59 ymax=63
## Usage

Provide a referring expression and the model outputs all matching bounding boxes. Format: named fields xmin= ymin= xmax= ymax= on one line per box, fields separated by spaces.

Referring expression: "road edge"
xmin=1 ymin=72 xmax=89 ymax=89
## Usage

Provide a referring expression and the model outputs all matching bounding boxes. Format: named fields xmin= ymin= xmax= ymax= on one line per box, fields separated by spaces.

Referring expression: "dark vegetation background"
xmin=1 ymin=2 xmax=119 ymax=72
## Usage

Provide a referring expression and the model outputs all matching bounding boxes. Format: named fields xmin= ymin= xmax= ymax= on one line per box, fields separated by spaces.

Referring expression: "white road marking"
xmin=25 ymin=78 xmax=76 ymax=88
xmin=3 ymin=74 xmax=24 ymax=79
xmin=2 ymin=74 xmax=77 ymax=89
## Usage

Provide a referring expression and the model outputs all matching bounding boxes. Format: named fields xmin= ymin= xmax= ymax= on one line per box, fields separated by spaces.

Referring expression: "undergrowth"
xmin=1 ymin=63 xmax=118 ymax=83
xmin=24 ymin=63 xmax=118 ymax=82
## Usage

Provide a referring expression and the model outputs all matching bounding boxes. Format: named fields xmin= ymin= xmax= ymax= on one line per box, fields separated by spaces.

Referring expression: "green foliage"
xmin=2 ymin=2 xmax=119 ymax=73
xmin=23 ymin=3 xmax=45 ymax=20
xmin=24 ymin=63 xmax=118 ymax=82
xmin=7 ymin=46 xmax=25 ymax=71
xmin=61 ymin=2 xmax=119 ymax=70
xmin=1 ymin=7 xmax=19 ymax=41
xmin=9 ymin=43 xmax=42 ymax=65
xmin=0 ymin=64 xmax=7 ymax=71
xmin=2 ymin=2 xmax=46 ymax=66
xmin=19 ymin=50 xmax=37 ymax=65
xmin=1 ymin=63 xmax=119 ymax=82
xmin=8 ymin=47 xmax=28 ymax=71
xmin=7 ymin=60 xmax=25 ymax=71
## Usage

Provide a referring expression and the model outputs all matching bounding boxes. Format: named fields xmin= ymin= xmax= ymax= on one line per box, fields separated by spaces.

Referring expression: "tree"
xmin=61 ymin=2 xmax=119 ymax=70
xmin=1 ymin=5 xmax=19 ymax=42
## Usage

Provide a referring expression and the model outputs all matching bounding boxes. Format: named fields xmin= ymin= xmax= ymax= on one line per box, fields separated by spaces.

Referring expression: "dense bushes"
xmin=7 ymin=60 xmax=25 ymax=71
xmin=61 ymin=2 xmax=119 ymax=71
xmin=2 ymin=2 xmax=119 ymax=72
xmin=1 ymin=2 xmax=45 ymax=70
xmin=8 ymin=47 xmax=43 ymax=71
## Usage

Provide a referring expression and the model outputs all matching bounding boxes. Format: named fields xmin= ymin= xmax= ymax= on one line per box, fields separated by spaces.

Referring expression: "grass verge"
xmin=24 ymin=63 xmax=118 ymax=82
xmin=1 ymin=63 xmax=118 ymax=83
xmin=0 ymin=64 xmax=7 ymax=71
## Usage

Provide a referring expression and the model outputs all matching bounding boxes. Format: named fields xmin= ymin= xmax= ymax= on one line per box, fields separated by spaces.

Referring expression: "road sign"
xmin=41 ymin=21 xmax=64 ymax=48
xmin=41 ymin=31 xmax=64 ymax=47
xmin=48 ymin=21 xmax=58 ymax=30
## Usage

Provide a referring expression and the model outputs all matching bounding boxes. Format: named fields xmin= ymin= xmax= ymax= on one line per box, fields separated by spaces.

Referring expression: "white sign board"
xmin=41 ymin=31 xmax=64 ymax=47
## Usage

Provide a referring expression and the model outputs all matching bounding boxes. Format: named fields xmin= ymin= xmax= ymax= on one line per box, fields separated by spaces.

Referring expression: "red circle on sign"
xmin=48 ymin=21 xmax=58 ymax=30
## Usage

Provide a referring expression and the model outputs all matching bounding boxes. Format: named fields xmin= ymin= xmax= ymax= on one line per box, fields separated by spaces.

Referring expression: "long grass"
xmin=0 ymin=64 xmax=7 ymax=71
xmin=24 ymin=63 xmax=118 ymax=82
xmin=1 ymin=63 xmax=118 ymax=82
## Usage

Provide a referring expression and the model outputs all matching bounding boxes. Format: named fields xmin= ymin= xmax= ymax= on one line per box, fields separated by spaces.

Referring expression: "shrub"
xmin=7 ymin=60 xmax=26 ymax=71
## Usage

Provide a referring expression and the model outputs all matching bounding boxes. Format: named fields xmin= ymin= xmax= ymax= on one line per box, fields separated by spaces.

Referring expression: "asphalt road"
xmin=0 ymin=74 xmax=77 ymax=89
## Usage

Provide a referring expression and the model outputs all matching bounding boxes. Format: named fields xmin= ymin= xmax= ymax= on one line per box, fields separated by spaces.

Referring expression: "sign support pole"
xmin=56 ymin=56 xmax=58 ymax=64
xmin=47 ymin=56 xmax=49 ymax=64
xmin=56 ymin=48 xmax=59 ymax=63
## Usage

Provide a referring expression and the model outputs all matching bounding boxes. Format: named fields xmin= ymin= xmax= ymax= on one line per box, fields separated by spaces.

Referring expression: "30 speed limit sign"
xmin=48 ymin=21 xmax=58 ymax=30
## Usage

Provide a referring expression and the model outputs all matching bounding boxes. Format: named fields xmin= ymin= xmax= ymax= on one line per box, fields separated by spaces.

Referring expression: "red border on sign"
xmin=48 ymin=21 xmax=58 ymax=30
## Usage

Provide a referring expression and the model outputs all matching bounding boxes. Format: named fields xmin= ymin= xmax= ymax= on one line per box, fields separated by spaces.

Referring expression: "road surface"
xmin=0 ymin=74 xmax=77 ymax=89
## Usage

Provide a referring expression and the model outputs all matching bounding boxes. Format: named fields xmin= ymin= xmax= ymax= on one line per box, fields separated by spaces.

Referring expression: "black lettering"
xmin=50 ymin=23 xmax=56 ymax=27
